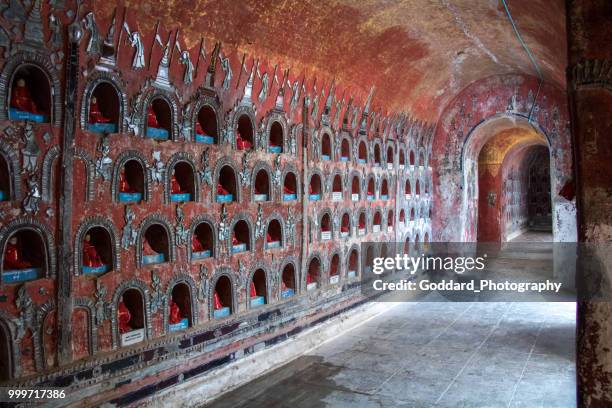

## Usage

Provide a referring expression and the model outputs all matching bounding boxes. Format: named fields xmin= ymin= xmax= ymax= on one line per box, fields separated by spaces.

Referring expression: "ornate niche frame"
xmin=110 ymin=279 xmax=152 ymax=349
xmin=264 ymin=110 xmax=289 ymax=153
xmin=135 ymin=214 xmax=175 ymax=267
xmin=111 ymin=150 xmax=153 ymax=203
xmin=189 ymin=89 xmax=221 ymax=143
xmin=73 ymin=216 xmax=120 ymax=276
xmin=163 ymin=273 xmax=199 ymax=331
xmin=207 ymin=267 xmax=239 ymax=320
xmin=164 ymin=152 xmax=201 ymax=204
xmin=188 ymin=215 xmax=218 ymax=261
xmin=80 ymin=71 xmax=129 ymax=133
xmin=245 ymin=261 xmax=272 ymax=310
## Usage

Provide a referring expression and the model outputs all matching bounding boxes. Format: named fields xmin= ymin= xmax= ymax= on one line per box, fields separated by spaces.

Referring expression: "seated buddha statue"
xmin=83 ymin=234 xmax=103 ymax=267
xmin=266 ymin=233 xmax=273 ymax=243
xmin=117 ymin=297 xmax=132 ymax=334
xmin=306 ymin=273 xmax=313 ymax=284
xmin=232 ymin=236 xmax=241 ymax=246
xmin=169 ymin=300 xmax=182 ymax=325
xmin=341 ymin=225 xmax=349 ymax=233
xmin=89 ymin=96 xmax=111 ymax=124
xmin=3 ymin=236 xmax=32 ymax=270
xmin=284 ymin=185 xmax=294 ymax=195
xmin=281 ymin=280 xmax=288 ymax=291
xmin=147 ymin=106 xmax=160 ymax=128
xmin=195 ymin=121 xmax=206 ymax=136
xmin=11 ymin=78 xmax=38 ymax=113
xmin=213 ymin=291 xmax=224 ymax=310
xmin=250 ymin=282 xmax=257 ymax=298
xmin=119 ymin=169 xmax=136 ymax=193
xmin=359 ymin=220 xmax=365 ymax=229
xmin=170 ymin=169 xmax=186 ymax=194
xmin=217 ymin=183 xmax=229 ymax=196
xmin=142 ymin=237 xmax=159 ymax=256
xmin=236 ymin=131 xmax=252 ymax=150
xmin=192 ymin=235 xmax=204 ymax=252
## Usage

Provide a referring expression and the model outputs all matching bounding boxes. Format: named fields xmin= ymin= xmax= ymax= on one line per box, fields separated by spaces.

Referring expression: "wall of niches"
xmin=0 ymin=1 xmax=433 ymax=398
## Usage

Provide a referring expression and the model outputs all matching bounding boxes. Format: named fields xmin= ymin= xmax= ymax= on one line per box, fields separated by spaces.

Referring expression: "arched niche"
xmin=212 ymin=275 xmax=233 ymax=319
xmin=329 ymin=252 xmax=340 ymax=284
xmin=8 ymin=64 xmax=51 ymax=123
xmin=236 ymin=114 xmax=254 ymax=150
xmin=306 ymin=256 xmax=321 ymax=291
xmin=367 ymin=177 xmax=375 ymax=200
xmin=399 ymin=148 xmax=406 ymax=168
xmin=399 ymin=209 xmax=406 ymax=225
xmin=387 ymin=209 xmax=394 ymax=231
xmin=117 ymin=288 xmax=146 ymax=347
xmin=168 ymin=161 xmax=197 ymax=203
xmin=410 ymin=207 xmax=416 ymax=221
xmin=373 ymin=143 xmax=382 ymax=166
xmin=0 ymin=154 xmax=10 ymax=202
xmin=358 ymin=140 xmax=368 ymax=164
xmin=320 ymin=212 xmax=332 ymax=240
xmin=79 ymin=225 xmax=115 ymax=275
xmin=280 ymin=262 xmax=296 ymax=298
xmin=141 ymin=223 xmax=170 ymax=265
xmin=117 ymin=159 xmax=146 ymax=203
xmin=340 ymin=137 xmax=351 ymax=161
xmin=381 ymin=179 xmax=389 ymax=199
xmin=268 ymin=121 xmax=284 ymax=153
xmin=216 ymin=164 xmax=238 ymax=203
xmin=409 ymin=149 xmax=415 ymax=166
xmin=351 ymin=174 xmax=361 ymax=201
xmin=403 ymin=236 xmax=410 ymax=254
xmin=415 ymin=179 xmax=421 ymax=196
xmin=332 ymin=174 xmax=343 ymax=201
xmin=373 ymin=211 xmax=382 ymax=233
xmin=168 ymin=283 xmax=193 ymax=332
xmin=145 ymin=97 xmax=173 ymax=141
xmin=309 ymin=173 xmax=322 ymax=201
xmin=405 ymin=178 xmax=412 ymax=198
xmin=195 ymin=105 xmax=218 ymax=144
xmin=249 ymin=268 xmax=267 ymax=308
xmin=2 ymin=229 xmax=46 ymax=283
xmin=364 ymin=244 xmax=376 ymax=274
xmin=191 ymin=220 xmax=214 ymax=260
xmin=358 ymin=211 xmax=367 ymax=235
xmin=347 ymin=247 xmax=359 ymax=279
xmin=231 ymin=219 xmax=251 ymax=254
xmin=86 ymin=82 xmax=120 ymax=134
xmin=253 ymin=168 xmax=271 ymax=202
xmin=282 ymin=171 xmax=298 ymax=201
xmin=321 ymin=132 xmax=332 ymax=160
xmin=0 ymin=319 xmax=14 ymax=380
xmin=386 ymin=145 xmax=394 ymax=169
xmin=265 ymin=218 xmax=283 ymax=250
xmin=340 ymin=212 xmax=351 ymax=237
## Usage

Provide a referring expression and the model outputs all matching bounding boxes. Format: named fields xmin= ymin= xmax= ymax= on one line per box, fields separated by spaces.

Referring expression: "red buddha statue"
xmin=250 ymin=282 xmax=257 ymax=298
xmin=169 ymin=300 xmax=182 ymax=325
xmin=89 ymin=96 xmax=111 ymax=124
xmin=118 ymin=297 xmax=132 ymax=334
xmin=119 ymin=169 xmax=135 ymax=193
xmin=236 ymin=131 xmax=252 ymax=150
xmin=284 ymin=185 xmax=294 ymax=195
xmin=83 ymin=234 xmax=103 ymax=267
xmin=309 ymin=185 xmax=314 ymax=195
xmin=3 ymin=236 xmax=32 ymax=270
xmin=213 ymin=291 xmax=224 ymax=310
xmin=195 ymin=121 xmax=206 ymax=136
xmin=217 ymin=183 xmax=229 ymax=196
xmin=232 ymin=236 xmax=241 ymax=246
xmin=170 ymin=170 xmax=186 ymax=194
xmin=341 ymin=225 xmax=349 ymax=233
xmin=306 ymin=274 xmax=313 ymax=284
xmin=359 ymin=221 xmax=365 ymax=229
xmin=11 ymin=78 xmax=38 ymax=113
xmin=281 ymin=280 xmax=288 ymax=291
xmin=142 ymin=237 xmax=158 ymax=256
xmin=192 ymin=235 xmax=204 ymax=252
xmin=266 ymin=233 xmax=273 ymax=243
xmin=147 ymin=106 xmax=159 ymax=128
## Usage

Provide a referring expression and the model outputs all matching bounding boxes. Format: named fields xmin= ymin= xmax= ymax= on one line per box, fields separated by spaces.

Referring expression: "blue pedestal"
xmin=9 ymin=108 xmax=48 ymax=123
xmin=283 ymin=193 xmax=297 ymax=201
xmin=88 ymin=122 xmax=118 ymax=133
xmin=367 ymin=194 xmax=374 ymax=201
xmin=232 ymin=243 xmax=247 ymax=254
xmin=217 ymin=194 xmax=233 ymax=202
xmin=119 ymin=192 xmax=142 ymax=202
xmin=347 ymin=270 xmax=356 ymax=279
xmin=2 ymin=267 xmax=41 ymax=283
xmin=254 ymin=194 xmax=268 ymax=202
xmin=195 ymin=134 xmax=215 ymax=144
xmin=321 ymin=154 xmax=330 ymax=161
xmin=381 ymin=195 xmax=388 ymax=200
xmin=0 ymin=190 xmax=5 ymax=201
xmin=358 ymin=158 xmax=366 ymax=164
xmin=340 ymin=156 xmax=349 ymax=162
xmin=281 ymin=288 xmax=295 ymax=298
xmin=340 ymin=232 xmax=349 ymax=238
xmin=266 ymin=240 xmax=281 ymax=249
xmin=143 ymin=253 xmax=165 ymax=265
xmin=192 ymin=250 xmax=211 ymax=260
xmin=268 ymin=146 xmax=282 ymax=153
xmin=214 ymin=307 xmax=230 ymax=319
xmin=309 ymin=194 xmax=321 ymax=201
xmin=169 ymin=318 xmax=189 ymax=332
xmin=146 ymin=126 xmax=169 ymax=140
xmin=83 ymin=264 xmax=109 ymax=275
xmin=250 ymin=296 xmax=265 ymax=308
xmin=171 ymin=193 xmax=192 ymax=202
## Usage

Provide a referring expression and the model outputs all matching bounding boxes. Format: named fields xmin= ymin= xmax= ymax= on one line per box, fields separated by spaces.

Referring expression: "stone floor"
xmin=206 ymin=300 xmax=575 ymax=408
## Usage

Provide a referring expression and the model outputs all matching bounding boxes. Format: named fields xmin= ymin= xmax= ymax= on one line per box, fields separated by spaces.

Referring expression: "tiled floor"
xmin=206 ymin=300 xmax=575 ymax=408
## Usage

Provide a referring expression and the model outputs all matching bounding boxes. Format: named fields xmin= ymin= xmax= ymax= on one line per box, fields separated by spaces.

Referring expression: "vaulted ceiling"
xmin=95 ymin=0 xmax=566 ymax=121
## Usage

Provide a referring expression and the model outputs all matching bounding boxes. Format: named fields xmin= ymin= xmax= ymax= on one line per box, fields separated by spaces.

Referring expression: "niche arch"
xmin=165 ymin=152 xmax=200 ymax=203
xmin=191 ymin=93 xmax=221 ymax=143
xmin=246 ymin=263 xmax=271 ymax=309
xmin=110 ymin=279 xmax=152 ymax=349
xmin=264 ymin=213 xmax=285 ymax=250
xmin=74 ymin=216 xmax=120 ymax=276
xmin=265 ymin=111 xmax=288 ymax=152
xmin=111 ymin=151 xmax=152 ymax=202
xmin=188 ymin=215 xmax=217 ymax=261
xmin=230 ymin=213 xmax=254 ymax=254
xmin=278 ymin=256 xmax=299 ymax=298
xmin=136 ymin=214 xmax=175 ymax=267
xmin=213 ymin=157 xmax=241 ymax=203
xmin=231 ymin=105 xmax=257 ymax=150
xmin=207 ymin=267 xmax=238 ymax=319
xmin=141 ymin=90 xmax=180 ymax=141
xmin=80 ymin=72 xmax=128 ymax=133
xmin=251 ymin=161 xmax=273 ymax=202
xmin=164 ymin=273 xmax=199 ymax=330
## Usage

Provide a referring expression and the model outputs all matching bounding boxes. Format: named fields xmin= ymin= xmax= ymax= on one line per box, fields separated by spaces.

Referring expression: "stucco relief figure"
xmin=123 ymin=21 xmax=145 ymax=70
xmin=179 ymin=50 xmax=194 ymax=84
xmin=22 ymin=176 xmax=41 ymax=214
xmin=219 ymin=53 xmax=232 ymax=90
xmin=151 ymin=151 xmax=164 ymax=184
xmin=21 ymin=123 xmax=40 ymax=174
xmin=257 ymin=70 xmax=269 ymax=103
xmin=83 ymin=12 xmax=101 ymax=55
